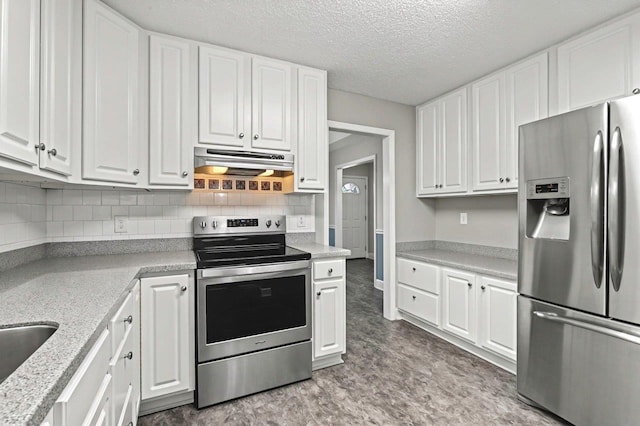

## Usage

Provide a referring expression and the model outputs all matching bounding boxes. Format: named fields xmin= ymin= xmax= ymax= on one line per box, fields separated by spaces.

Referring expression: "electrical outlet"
xmin=460 ymin=212 xmax=468 ymax=225
xmin=114 ymin=216 xmax=128 ymax=233
xmin=297 ymin=215 xmax=305 ymax=227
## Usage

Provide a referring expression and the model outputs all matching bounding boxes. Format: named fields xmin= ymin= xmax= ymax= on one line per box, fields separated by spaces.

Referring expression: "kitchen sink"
xmin=0 ymin=324 xmax=58 ymax=384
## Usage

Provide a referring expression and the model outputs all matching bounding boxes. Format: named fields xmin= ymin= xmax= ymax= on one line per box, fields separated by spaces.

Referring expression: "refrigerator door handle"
xmin=590 ymin=131 xmax=605 ymax=289
xmin=608 ymin=127 xmax=625 ymax=292
xmin=533 ymin=311 xmax=640 ymax=345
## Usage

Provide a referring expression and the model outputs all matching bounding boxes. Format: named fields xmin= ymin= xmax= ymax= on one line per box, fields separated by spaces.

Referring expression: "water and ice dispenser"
xmin=525 ymin=177 xmax=570 ymax=240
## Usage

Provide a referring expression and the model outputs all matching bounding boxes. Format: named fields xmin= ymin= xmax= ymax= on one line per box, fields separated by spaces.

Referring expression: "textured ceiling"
xmin=103 ymin=0 xmax=640 ymax=105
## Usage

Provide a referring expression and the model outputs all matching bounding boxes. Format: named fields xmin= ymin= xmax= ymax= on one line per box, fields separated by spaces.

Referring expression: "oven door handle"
xmin=198 ymin=260 xmax=310 ymax=279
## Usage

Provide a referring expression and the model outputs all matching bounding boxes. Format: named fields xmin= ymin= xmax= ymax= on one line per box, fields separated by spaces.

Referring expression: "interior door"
xmin=342 ymin=175 xmax=367 ymax=259
xmin=609 ymin=95 xmax=640 ymax=325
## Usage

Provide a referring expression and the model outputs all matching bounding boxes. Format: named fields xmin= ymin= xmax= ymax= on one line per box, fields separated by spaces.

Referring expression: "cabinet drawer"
xmin=115 ymin=384 xmax=133 ymax=426
xmin=313 ymin=259 xmax=344 ymax=280
xmin=83 ymin=373 xmax=112 ymax=426
xmin=397 ymin=258 xmax=439 ymax=294
xmin=109 ymin=291 xmax=133 ymax=358
xmin=54 ymin=329 xmax=111 ymax=426
xmin=111 ymin=326 xmax=135 ymax=424
xmin=397 ymin=284 xmax=440 ymax=327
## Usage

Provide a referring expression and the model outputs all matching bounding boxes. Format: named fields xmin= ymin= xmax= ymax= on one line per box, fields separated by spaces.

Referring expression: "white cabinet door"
xmin=478 ymin=276 xmax=517 ymax=361
xmin=440 ymin=88 xmax=467 ymax=193
xmin=198 ymin=45 xmax=249 ymax=148
xmin=251 ymin=57 xmax=292 ymax=151
xmin=130 ymin=281 xmax=141 ymax=420
xmin=39 ymin=0 xmax=80 ymax=176
xmin=296 ymin=67 xmax=327 ymax=191
xmin=472 ymin=73 xmax=504 ymax=191
xmin=416 ymin=102 xmax=439 ymax=195
xmin=0 ymin=0 xmax=40 ymax=166
xmin=83 ymin=0 xmax=140 ymax=184
xmin=557 ymin=13 xmax=640 ymax=113
xmin=504 ymin=53 xmax=548 ymax=189
xmin=442 ymin=268 xmax=477 ymax=343
xmin=149 ymin=35 xmax=193 ymax=186
xmin=313 ymin=278 xmax=345 ymax=359
xmin=141 ymin=274 xmax=191 ymax=400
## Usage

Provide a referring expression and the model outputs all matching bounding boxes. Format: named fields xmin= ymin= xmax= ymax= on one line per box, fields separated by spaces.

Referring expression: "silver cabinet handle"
xmin=300 ymin=177 xmax=305 ymax=182
xmin=591 ymin=130 xmax=605 ymax=290
xmin=328 ymin=268 xmax=333 ymax=274
xmin=316 ymin=291 xmax=321 ymax=297
xmin=133 ymin=169 xmax=140 ymax=176
xmin=467 ymin=282 xmax=472 ymax=288
xmin=412 ymin=295 xmax=416 ymax=301
xmin=412 ymin=267 xmax=416 ymax=272
xmin=127 ymin=422 xmax=133 ymax=426
xmin=608 ymin=127 xmax=625 ymax=292
xmin=253 ymin=134 xmax=259 ymax=140
xmin=505 ymin=177 xmax=510 ymax=183
xmin=633 ymin=88 xmax=640 ymax=95
xmin=123 ymin=315 xmax=133 ymax=324
xmin=47 ymin=148 xmax=57 ymax=156
xmin=481 ymin=285 xmax=486 ymax=291
xmin=36 ymin=143 xmax=45 ymax=151
xmin=499 ymin=177 xmax=504 ymax=183
xmin=182 ymin=171 xmax=188 ymax=177
xmin=239 ymin=132 xmax=245 ymax=139
xmin=123 ymin=351 xmax=133 ymax=360
xmin=181 ymin=285 xmax=187 ymax=292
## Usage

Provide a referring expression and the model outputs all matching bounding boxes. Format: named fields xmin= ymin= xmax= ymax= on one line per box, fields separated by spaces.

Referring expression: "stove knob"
xmin=266 ymin=220 xmax=272 ymax=228
xmin=199 ymin=221 xmax=207 ymax=229
xmin=212 ymin=220 xmax=218 ymax=229
xmin=275 ymin=220 xmax=281 ymax=228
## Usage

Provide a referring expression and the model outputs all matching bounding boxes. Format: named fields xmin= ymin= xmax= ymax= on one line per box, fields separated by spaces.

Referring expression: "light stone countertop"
xmin=0 ymin=251 xmax=196 ymax=426
xmin=396 ymin=249 xmax=517 ymax=281
xmin=288 ymin=243 xmax=351 ymax=259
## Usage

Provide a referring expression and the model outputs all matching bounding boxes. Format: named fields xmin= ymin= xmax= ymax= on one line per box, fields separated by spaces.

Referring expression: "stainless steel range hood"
xmin=194 ymin=147 xmax=293 ymax=176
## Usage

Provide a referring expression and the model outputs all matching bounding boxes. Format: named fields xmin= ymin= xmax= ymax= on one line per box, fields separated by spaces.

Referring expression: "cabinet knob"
xmin=47 ymin=148 xmax=57 ymax=156
xmin=127 ymin=422 xmax=133 ymax=426
xmin=239 ymin=132 xmax=245 ymax=139
xmin=123 ymin=315 xmax=133 ymax=324
xmin=316 ymin=291 xmax=321 ymax=297
xmin=328 ymin=268 xmax=333 ymax=274
xmin=182 ymin=171 xmax=188 ymax=177
xmin=412 ymin=295 xmax=416 ymax=301
xmin=505 ymin=177 xmax=511 ymax=183
xmin=633 ymin=88 xmax=640 ymax=95
xmin=412 ymin=267 xmax=416 ymax=272
xmin=481 ymin=285 xmax=486 ymax=291
xmin=499 ymin=177 xmax=504 ymax=183
xmin=181 ymin=285 xmax=187 ymax=292
xmin=36 ymin=143 xmax=45 ymax=151
xmin=300 ymin=177 xmax=305 ymax=182
xmin=123 ymin=351 xmax=133 ymax=360
xmin=254 ymin=134 xmax=259 ymax=140
xmin=133 ymin=169 xmax=140 ymax=176
xmin=467 ymin=282 xmax=472 ymax=288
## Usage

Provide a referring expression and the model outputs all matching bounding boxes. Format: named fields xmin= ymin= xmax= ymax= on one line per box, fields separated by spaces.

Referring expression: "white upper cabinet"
xmin=0 ymin=0 xmax=40 ymax=166
xmin=39 ymin=0 xmax=81 ymax=176
xmin=416 ymin=88 xmax=467 ymax=196
xmin=471 ymin=52 xmax=548 ymax=192
xmin=198 ymin=45 xmax=249 ymax=148
xmin=295 ymin=67 xmax=327 ymax=191
xmin=149 ymin=34 xmax=193 ymax=186
xmin=558 ymin=13 xmax=640 ymax=113
xmin=251 ymin=57 xmax=292 ymax=151
xmin=83 ymin=0 xmax=140 ymax=185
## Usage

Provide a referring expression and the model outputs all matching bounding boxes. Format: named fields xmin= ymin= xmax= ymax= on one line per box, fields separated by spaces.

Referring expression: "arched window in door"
xmin=341 ymin=182 xmax=361 ymax=194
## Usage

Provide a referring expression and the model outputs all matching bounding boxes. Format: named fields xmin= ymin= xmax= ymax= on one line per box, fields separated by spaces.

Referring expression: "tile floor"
xmin=139 ymin=259 xmax=562 ymax=425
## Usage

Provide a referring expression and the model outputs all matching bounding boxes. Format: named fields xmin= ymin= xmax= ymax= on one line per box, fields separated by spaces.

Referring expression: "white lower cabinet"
xmin=52 ymin=282 xmax=140 ymax=426
xmin=396 ymin=257 xmax=517 ymax=372
xmin=312 ymin=257 xmax=346 ymax=369
xmin=140 ymin=273 xmax=193 ymax=400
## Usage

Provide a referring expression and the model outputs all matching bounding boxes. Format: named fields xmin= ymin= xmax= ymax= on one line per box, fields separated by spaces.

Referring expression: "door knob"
xmin=47 ymin=148 xmax=57 ymax=156
xmin=239 ymin=132 xmax=245 ymax=139
xmin=254 ymin=134 xmax=259 ymax=140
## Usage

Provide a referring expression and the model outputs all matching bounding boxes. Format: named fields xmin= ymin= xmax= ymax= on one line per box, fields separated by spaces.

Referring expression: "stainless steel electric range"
xmin=193 ymin=216 xmax=312 ymax=408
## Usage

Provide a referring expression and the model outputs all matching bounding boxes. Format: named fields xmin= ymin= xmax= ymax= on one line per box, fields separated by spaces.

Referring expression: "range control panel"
xmin=193 ymin=216 xmax=286 ymax=236
xmin=527 ymin=177 xmax=570 ymax=199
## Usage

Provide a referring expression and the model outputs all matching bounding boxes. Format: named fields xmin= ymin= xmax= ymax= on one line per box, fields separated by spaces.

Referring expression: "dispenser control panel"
xmin=527 ymin=177 xmax=570 ymax=199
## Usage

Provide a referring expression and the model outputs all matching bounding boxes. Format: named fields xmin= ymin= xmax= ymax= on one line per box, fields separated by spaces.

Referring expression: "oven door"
xmin=197 ymin=260 xmax=311 ymax=362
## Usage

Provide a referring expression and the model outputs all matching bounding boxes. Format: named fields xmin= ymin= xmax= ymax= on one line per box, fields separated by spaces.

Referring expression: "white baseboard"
xmin=374 ymin=279 xmax=384 ymax=291
xmin=139 ymin=391 xmax=194 ymax=416
xmin=366 ymin=252 xmax=374 ymax=260
xmin=312 ymin=353 xmax=344 ymax=371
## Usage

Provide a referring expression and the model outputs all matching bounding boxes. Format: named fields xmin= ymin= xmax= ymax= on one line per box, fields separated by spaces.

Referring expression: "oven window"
xmin=206 ymin=274 xmax=306 ymax=344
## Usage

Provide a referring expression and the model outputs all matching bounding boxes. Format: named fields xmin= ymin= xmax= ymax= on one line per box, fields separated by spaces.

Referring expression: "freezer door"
xmin=609 ymin=96 xmax=640 ymax=324
xmin=518 ymin=104 xmax=607 ymax=315
xmin=518 ymin=296 xmax=640 ymax=426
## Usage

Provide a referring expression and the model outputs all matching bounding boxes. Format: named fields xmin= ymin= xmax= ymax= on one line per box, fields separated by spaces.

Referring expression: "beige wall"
xmin=328 ymin=89 xmax=435 ymax=243
xmin=434 ymin=195 xmax=518 ymax=249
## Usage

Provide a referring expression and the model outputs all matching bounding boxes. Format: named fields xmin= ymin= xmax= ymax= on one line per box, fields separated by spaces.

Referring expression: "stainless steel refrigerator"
xmin=518 ymin=94 xmax=640 ymax=426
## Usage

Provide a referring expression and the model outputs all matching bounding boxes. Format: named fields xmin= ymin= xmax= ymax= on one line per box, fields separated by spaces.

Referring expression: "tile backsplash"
xmin=0 ymin=183 xmax=315 ymax=253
